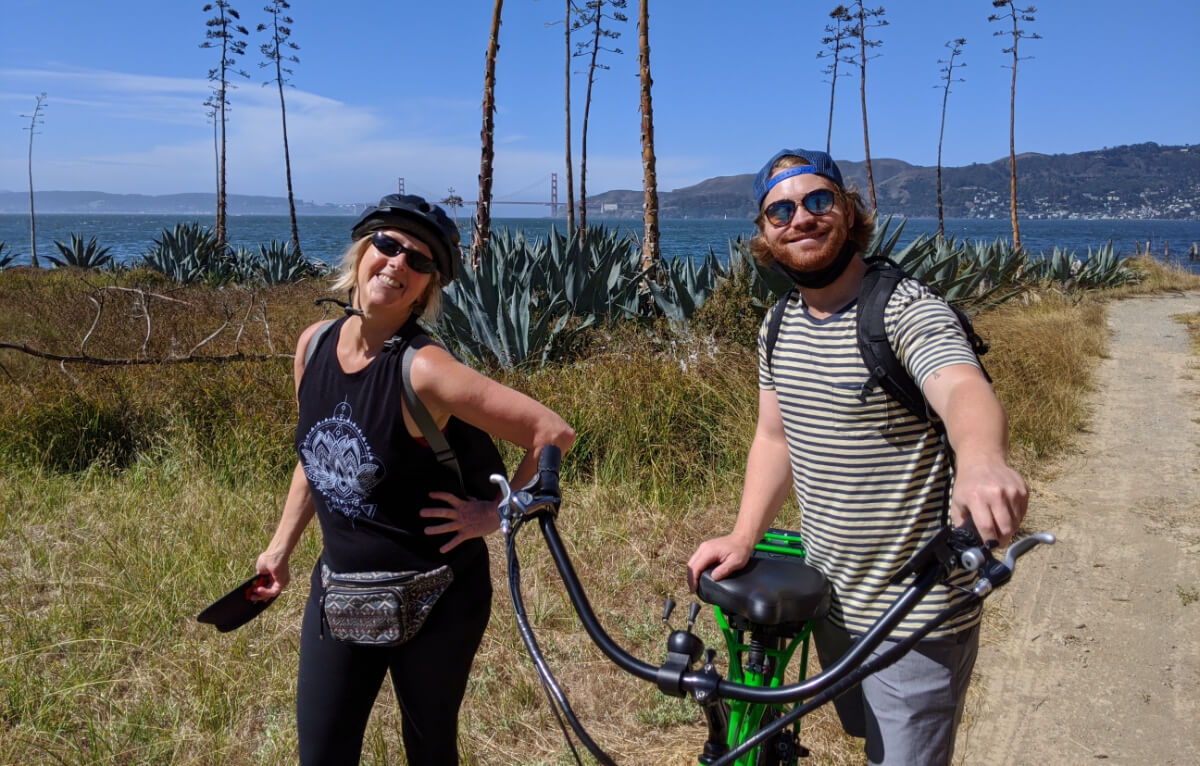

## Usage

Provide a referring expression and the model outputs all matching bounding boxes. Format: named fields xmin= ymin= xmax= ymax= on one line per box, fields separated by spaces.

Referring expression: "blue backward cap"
xmin=753 ymin=148 xmax=845 ymax=209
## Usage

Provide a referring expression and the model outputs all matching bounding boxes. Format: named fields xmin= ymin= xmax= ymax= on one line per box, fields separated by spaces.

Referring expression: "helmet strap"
xmin=313 ymin=290 xmax=364 ymax=317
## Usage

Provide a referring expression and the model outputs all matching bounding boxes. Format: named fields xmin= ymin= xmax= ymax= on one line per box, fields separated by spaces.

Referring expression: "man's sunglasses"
xmin=763 ymin=188 xmax=838 ymax=227
xmin=370 ymin=232 xmax=438 ymax=274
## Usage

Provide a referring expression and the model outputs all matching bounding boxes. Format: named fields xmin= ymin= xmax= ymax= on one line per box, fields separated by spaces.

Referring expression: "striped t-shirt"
xmin=759 ymin=277 xmax=981 ymax=638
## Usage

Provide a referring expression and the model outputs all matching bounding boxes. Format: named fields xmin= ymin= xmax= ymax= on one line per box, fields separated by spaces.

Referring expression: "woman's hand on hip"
xmin=420 ymin=491 xmax=502 ymax=553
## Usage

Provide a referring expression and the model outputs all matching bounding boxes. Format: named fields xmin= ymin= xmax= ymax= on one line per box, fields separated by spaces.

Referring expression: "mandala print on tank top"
xmin=299 ymin=398 xmax=385 ymax=520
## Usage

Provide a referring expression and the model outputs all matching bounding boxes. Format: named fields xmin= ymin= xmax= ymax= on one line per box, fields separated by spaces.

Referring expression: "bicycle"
xmin=494 ymin=447 xmax=1054 ymax=766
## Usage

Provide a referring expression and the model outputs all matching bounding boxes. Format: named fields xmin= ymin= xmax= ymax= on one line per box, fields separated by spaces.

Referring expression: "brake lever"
xmin=1004 ymin=532 xmax=1056 ymax=571
xmin=968 ymin=532 xmax=1056 ymax=597
xmin=492 ymin=474 xmax=517 ymax=535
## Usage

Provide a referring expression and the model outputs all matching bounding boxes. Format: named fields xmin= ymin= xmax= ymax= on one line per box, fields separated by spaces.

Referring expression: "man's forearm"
xmin=729 ymin=433 xmax=794 ymax=546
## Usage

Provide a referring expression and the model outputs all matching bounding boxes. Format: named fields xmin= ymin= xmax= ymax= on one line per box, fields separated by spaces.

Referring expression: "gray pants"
xmin=813 ymin=618 xmax=980 ymax=766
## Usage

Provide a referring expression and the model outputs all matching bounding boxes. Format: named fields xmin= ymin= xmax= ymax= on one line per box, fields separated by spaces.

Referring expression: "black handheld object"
xmin=196 ymin=575 xmax=276 ymax=633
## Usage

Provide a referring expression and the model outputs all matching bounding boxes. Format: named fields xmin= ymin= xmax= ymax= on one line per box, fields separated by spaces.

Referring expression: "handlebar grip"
xmin=538 ymin=445 xmax=562 ymax=475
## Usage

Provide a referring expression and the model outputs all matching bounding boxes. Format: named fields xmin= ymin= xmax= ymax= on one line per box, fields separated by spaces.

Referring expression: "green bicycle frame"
xmin=707 ymin=530 xmax=814 ymax=766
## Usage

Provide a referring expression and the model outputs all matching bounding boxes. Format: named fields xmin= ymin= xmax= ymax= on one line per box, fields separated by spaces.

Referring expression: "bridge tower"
xmin=550 ymin=173 xmax=559 ymax=217
xmin=397 ymin=177 xmax=405 ymax=195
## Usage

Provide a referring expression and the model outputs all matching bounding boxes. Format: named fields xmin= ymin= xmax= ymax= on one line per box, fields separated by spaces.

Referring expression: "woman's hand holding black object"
xmin=420 ymin=491 xmax=502 ymax=553
xmin=250 ymin=550 xmax=290 ymax=602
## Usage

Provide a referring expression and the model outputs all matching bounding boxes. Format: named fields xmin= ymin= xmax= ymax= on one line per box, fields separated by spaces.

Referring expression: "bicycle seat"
xmin=697 ymin=553 xmax=831 ymax=628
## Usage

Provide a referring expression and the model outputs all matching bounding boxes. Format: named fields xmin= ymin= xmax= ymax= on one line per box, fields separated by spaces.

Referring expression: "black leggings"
xmin=296 ymin=552 xmax=492 ymax=765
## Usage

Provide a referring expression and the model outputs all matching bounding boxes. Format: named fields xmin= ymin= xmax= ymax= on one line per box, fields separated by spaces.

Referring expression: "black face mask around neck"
xmin=769 ymin=240 xmax=859 ymax=290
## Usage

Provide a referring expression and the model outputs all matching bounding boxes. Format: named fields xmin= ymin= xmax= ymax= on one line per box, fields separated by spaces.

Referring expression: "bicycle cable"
xmin=506 ymin=513 xmax=618 ymax=766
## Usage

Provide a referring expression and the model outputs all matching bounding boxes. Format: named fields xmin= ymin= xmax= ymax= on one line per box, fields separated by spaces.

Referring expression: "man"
xmin=687 ymin=148 xmax=1027 ymax=765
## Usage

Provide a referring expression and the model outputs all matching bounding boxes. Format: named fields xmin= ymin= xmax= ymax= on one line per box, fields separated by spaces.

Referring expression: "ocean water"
xmin=2 ymin=213 xmax=1199 ymax=273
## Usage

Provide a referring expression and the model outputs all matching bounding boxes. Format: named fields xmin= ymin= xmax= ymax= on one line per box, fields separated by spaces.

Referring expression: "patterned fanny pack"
xmin=319 ymin=560 xmax=454 ymax=647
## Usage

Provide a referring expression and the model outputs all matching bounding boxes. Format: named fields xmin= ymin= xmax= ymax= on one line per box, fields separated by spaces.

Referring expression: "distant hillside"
xmin=0 ymin=191 xmax=360 ymax=216
xmin=589 ymin=142 xmax=1200 ymax=221
xmin=4 ymin=142 xmax=1196 ymax=221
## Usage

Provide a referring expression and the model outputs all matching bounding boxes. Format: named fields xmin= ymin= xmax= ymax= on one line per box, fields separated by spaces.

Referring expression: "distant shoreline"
xmin=1 ymin=211 xmax=1196 ymax=223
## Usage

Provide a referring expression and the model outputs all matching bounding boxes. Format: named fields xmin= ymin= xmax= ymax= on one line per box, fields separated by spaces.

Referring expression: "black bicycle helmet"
xmin=350 ymin=194 xmax=462 ymax=282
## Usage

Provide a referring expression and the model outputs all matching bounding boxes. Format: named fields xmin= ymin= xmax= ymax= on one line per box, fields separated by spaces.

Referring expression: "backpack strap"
xmin=396 ymin=334 xmax=467 ymax=496
xmin=763 ymin=287 xmax=796 ymax=374
xmin=949 ymin=304 xmax=992 ymax=383
xmin=856 ymin=260 xmax=935 ymax=430
xmin=303 ymin=319 xmax=337 ymax=369
xmin=858 ymin=259 xmax=959 ymax=526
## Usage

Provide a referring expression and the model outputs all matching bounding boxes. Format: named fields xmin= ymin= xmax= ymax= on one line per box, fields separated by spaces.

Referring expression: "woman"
xmin=250 ymin=193 xmax=576 ymax=764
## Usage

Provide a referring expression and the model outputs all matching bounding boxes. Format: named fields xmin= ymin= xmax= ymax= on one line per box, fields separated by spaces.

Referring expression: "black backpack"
xmin=763 ymin=258 xmax=989 ymax=435
xmin=304 ymin=320 xmax=506 ymax=500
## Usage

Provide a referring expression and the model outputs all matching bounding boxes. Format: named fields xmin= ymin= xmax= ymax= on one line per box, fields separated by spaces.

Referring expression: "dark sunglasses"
xmin=370 ymin=232 xmax=438 ymax=274
xmin=763 ymin=188 xmax=838 ymax=226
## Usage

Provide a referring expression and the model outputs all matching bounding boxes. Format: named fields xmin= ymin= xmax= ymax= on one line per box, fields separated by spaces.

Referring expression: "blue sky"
xmin=2 ymin=0 xmax=1197 ymax=216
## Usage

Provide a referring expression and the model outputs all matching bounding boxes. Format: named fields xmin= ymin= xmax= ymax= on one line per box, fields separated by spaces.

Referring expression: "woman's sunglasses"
xmin=370 ymin=232 xmax=438 ymax=274
xmin=763 ymin=188 xmax=838 ymax=227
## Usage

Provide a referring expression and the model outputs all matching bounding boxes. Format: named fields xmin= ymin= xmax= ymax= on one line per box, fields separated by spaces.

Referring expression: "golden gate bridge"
xmin=397 ymin=173 xmax=564 ymax=216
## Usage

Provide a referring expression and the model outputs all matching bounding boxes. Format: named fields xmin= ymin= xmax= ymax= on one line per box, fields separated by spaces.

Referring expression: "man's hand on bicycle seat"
xmin=687 ymin=534 xmax=757 ymax=591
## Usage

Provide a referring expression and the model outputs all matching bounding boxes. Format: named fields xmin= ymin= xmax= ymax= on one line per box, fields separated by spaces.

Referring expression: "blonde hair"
xmin=329 ymin=235 xmax=444 ymax=322
xmin=749 ymin=154 xmax=877 ymax=267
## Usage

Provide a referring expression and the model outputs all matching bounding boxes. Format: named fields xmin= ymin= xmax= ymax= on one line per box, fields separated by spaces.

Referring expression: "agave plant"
xmin=1075 ymin=243 xmax=1138 ymax=289
xmin=142 ymin=222 xmax=233 ymax=284
xmin=879 ymin=220 xmax=1030 ymax=309
xmin=227 ymin=246 xmax=262 ymax=283
xmin=546 ymin=225 xmax=648 ymax=320
xmin=220 ymin=240 xmax=324 ymax=285
xmin=722 ymin=236 xmax=794 ymax=306
xmin=1025 ymin=243 xmax=1136 ymax=291
xmin=437 ymin=234 xmax=574 ymax=369
xmin=0 ymin=242 xmax=16 ymax=269
xmin=648 ymin=249 xmax=723 ymax=322
xmin=1026 ymin=246 xmax=1079 ymax=285
xmin=47 ymin=233 xmax=114 ymax=270
xmin=244 ymin=239 xmax=326 ymax=285
xmin=435 ymin=225 xmax=655 ymax=369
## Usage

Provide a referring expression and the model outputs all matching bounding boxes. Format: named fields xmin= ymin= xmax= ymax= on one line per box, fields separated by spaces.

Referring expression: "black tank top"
xmin=294 ymin=317 xmax=485 ymax=575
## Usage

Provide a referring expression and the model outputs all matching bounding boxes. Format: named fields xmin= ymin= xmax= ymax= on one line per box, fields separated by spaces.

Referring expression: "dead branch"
xmin=82 ymin=294 xmax=104 ymax=356
xmin=234 ymin=290 xmax=257 ymax=353
xmin=0 ymin=341 xmax=292 ymax=366
xmin=188 ymin=295 xmax=239 ymax=357
xmin=84 ymin=281 xmax=194 ymax=307
xmin=188 ymin=320 xmax=230 ymax=357
xmin=59 ymin=359 xmax=80 ymax=384
xmin=260 ymin=299 xmax=275 ymax=354
xmin=134 ymin=291 xmax=151 ymax=358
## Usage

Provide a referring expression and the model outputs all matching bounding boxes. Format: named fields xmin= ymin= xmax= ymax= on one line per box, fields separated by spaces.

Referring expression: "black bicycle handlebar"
xmin=495 ymin=456 xmax=1055 ymax=761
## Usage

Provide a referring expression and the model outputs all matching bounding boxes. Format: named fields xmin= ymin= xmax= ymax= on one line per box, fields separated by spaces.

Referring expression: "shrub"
xmin=0 ymin=388 xmax=155 ymax=472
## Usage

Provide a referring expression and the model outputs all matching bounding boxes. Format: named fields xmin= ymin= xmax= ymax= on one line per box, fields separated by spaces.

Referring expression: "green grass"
xmin=1 ymin=266 xmax=1197 ymax=764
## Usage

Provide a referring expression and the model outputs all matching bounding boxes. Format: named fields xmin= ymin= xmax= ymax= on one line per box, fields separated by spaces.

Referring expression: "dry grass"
xmin=973 ymin=293 xmax=1109 ymax=477
xmin=1107 ymin=255 xmax=1200 ymax=296
xmin=3 ymin=263 xmax=1198 ymax=764
xmin=1177 ymin=312 xmax=1200 ymax=356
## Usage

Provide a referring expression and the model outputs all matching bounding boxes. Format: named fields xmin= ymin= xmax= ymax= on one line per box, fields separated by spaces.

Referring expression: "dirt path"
xmin=957 ymin=292 xmax=1200 ymax=766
